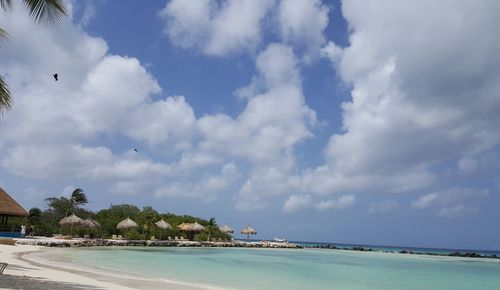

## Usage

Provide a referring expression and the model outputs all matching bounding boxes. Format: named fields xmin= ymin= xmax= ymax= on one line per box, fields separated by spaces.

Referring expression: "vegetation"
xmin=1 ymin=0 xmax=67 ymax=114
xmin=21 ymin=189 xmax=231 ymax=241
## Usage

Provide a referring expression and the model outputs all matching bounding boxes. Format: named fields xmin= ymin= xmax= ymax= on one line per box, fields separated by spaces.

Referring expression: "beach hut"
xmin=155 ymin=219 xmax=172 ymax=230
xmin=0 ymin=187 xmax=28 ymax=238
xmin=81 ymin=217 xmax=100 ymax=228
xmin=219 ymin=225 xmax=234 ymax=233
xmin=59 ymin=213 xmax=83 ymax=236
xmin=241 ymin=226 xmax=257 ymax=240
xmin=59 ymin=214 xmax=83 ymax=226
xmin=154 ymin=219 xmax=172 ymax=240
xmin=177 ymin=222 xmax=205 ymax=241
xmin=116 ymin=217 xmax=138 ymax=230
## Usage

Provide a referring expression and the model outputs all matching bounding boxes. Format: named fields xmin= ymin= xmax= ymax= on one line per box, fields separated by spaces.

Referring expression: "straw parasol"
xmin=241 ymin=225 xmax=257 ymax=240
xmin=177 ymin=222 xmax=206 ymax=240
xmin=81 ymin=217 xmax=101 ymax=228
xmin=155 ymin=219 xmax=172 ymax=230
xmin=154 ymin=219 xmax=172 ymax=240
xmin=116 ymin=217 xmax=138 ymax=230
xmin=219 ymin=225 xmax=234 ymax=233
xmin=59 ymin=213 xmax=82 ymax=226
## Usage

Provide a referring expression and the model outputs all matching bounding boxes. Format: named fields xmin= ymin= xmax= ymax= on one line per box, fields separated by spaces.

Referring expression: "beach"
xmin=0 ymin=243 xmax=205 ymax=290
xmin=2 ymin=239 xmax=500 ymax=290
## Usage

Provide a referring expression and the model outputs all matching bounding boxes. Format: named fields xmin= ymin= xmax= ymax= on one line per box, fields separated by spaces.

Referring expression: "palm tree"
xmin=206 ymin=217 xmax=216 ymax=242
xmin=0 ymin=0 xmax=67 ymax=113
xmin=64 ymin=188 xmax=88 ymax=216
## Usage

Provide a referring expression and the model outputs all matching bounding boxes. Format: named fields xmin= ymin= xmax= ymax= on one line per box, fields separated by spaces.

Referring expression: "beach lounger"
xmin=167 ymin=236 xmax=172 ymax=240
xmin=0 ymin=262 xmax=7 ymax=274
xmin=174 ymin=236 xmax=179 ymax=240
xmin=117 ymin=235 xmax=123 ymax=240
xmin=111 ymin=235 xmax=117 ymax=239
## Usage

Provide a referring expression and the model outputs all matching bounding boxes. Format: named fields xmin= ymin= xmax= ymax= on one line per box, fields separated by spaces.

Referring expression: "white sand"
xmin=0 ymin=243 xmax=209 ymax=290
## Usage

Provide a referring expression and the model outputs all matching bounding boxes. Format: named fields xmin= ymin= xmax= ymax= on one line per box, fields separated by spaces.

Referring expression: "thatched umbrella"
xmin=155 ymin=219 xmax=172 ymax=230
xmin=81 ymin=218 xmax=101 ymax=228
xmin=117 ymin=217 xmax=138 ymax=230
xmin=59 ymin=213 xmax=82 ymax=226
xmin=81 ymin=218 xmax=100 ymax=238
xmin=154 ymin=219 xmax=172 ymax=240
xmin=177 ymin=222 xmax=206 ymax=240
xmin=241 ymin=225 xmax=257 ymax=240
xmin=219 ymin=224 xmax=234 ymax=233
xmin=59 ymin=213 xmax=82 ymax=235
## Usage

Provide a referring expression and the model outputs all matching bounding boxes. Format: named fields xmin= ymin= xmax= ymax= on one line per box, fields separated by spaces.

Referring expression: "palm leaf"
xmin=0 ymin=76 xmax=12 ymax=113
xmin=0 ymin=0 xmax=13 ymax=10
xmin=23 ymin=0 xmax=67 ymax=24
xmin=0 ymin=27 xmax=8 ymax=40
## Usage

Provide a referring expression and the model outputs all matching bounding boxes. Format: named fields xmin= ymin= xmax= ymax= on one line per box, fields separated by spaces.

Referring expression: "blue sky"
xmin=1 ymin=0 xmax=500 ymax=250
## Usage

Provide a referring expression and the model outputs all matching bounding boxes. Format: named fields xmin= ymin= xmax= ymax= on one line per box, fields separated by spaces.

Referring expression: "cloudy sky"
xmin=1 ymin=0 xmax=499 ymax=250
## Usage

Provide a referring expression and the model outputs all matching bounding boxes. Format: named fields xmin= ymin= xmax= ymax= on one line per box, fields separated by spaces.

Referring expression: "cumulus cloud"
xmin=160 ymin=0 xmax=275 ymax=56
xmin=368 ymin=200 xmax=399 ymax=215
xmin=277 ymin=0 xmax=329 ymax=62
xmin=160 ymin=0 xmax=330 ymax=60
xmin=314 ymin=0 xmax=500 ymax=201
xmin=154 ymin=163 xmax=240 ymax=201
xmin=438 ymin=205 xmax=478 ymax=219
xmin=411 ymin=187 xmax=489 ymax=218
xmin=282 ymin=194 xmax=355 ymax=213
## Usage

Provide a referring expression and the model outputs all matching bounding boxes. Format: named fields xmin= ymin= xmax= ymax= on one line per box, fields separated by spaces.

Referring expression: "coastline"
xmin=2 ymin=240 xmax=500 ymax=290
xmin=0 ymin=244 xmax=212 ymax=290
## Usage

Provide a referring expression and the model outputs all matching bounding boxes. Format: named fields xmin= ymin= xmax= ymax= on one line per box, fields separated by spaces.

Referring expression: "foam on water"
xmin=65 ymin=247 xmax=500 ymax=290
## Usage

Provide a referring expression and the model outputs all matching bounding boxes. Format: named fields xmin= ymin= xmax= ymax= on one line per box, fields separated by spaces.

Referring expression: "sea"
xmin=56 ymin=242 xmax=500 ymax=290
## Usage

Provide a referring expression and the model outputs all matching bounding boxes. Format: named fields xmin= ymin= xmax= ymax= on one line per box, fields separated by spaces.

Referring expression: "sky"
xmin=1 ymin=0 xmax=499 ymax=250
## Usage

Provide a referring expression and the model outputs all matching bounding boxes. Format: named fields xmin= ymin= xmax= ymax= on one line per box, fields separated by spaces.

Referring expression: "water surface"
xmin=65 ymin=247 xmax=500 ymax=290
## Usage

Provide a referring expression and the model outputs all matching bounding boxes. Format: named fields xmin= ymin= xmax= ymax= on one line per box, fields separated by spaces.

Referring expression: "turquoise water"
xmin=67 ymin=247 xmax=500 ymax=289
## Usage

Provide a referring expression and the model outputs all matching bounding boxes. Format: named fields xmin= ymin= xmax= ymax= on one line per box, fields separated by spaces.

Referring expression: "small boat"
xmin=273 ymin=237 xmax=286 ymax=243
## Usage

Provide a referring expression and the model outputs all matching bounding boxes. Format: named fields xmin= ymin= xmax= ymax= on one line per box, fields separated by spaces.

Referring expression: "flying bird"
xmin=134 ymin=148 xmax=138 ymax=152
xmin=53 ymin=73 xmax=58 ymax=81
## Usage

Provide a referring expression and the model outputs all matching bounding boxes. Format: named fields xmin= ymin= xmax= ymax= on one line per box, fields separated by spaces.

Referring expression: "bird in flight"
xmin=53 ymin=73 xmax=58 ymax=81
xmin=134 ymin=148 xmax=138 ymax=152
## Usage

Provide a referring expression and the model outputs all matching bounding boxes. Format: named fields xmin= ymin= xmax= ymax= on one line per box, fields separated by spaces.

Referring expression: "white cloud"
xmin=412 ymin=188 xmax=489 ymax=218
xmin=315 ymin=0 xmax=500 ymax=199
xmin=438 ymin=205 xmax=478 ymax=219
xmin=283 ymin=195 xmax=312 ymax=213
xmin=316 ymin=194 xmax=355 ymax=211
xmin=154 ymin=162 xmax=240 ymax=201
xmin=411 ymin=193 xmax=439 ymax=209
xmin=282 ymin=194 xmax=355 ymax=213
xmin=368 ymin=200 xmax=399 ymax=215
xmin=277 ymin=0 xmax=329 ymax=63
xmin=160 ymin=0 xmax=275 ymax=56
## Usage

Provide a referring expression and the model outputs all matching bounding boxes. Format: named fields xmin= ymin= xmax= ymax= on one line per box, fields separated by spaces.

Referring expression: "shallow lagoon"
xmin=66 ymin=247 xmax=500 ymax=290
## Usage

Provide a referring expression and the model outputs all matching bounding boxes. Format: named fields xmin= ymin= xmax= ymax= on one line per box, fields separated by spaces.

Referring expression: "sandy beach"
xmin=0 ymin=243 xmax=207 ymax=290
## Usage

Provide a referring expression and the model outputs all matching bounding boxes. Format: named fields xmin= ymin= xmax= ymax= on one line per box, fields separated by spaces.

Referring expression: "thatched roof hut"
xmin=177 ymin=222 xmax=205 ymax=232
xmin=81 ymin=218 xmax=101 ymax=228
xmin=59 ymin=214 xmax=82 ymax=226
xmin=155 ymin=219 xmax=172 ymax=230
xmin=241 ymin=225 xmax=257 ymax=240
xmin=117 ymin=217 xmax=138 ymax=230
xmin=0 ymin=187 xmax=28 ymax=218
xmin=219 ymin=225 xmax=234 ymax=233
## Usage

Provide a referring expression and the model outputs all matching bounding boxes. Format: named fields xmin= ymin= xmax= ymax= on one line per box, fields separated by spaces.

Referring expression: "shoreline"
xmin=13 ymin=236 xmax=500 ymax=260
xmin=0 ymin=244 xmax=214 ymax=290
xmin=2 ymin=240 xmax=499 ymax=290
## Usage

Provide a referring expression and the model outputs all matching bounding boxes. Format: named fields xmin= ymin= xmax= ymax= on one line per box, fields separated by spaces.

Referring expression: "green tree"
xmin=0 ymin=0 xmax=67 ymax=113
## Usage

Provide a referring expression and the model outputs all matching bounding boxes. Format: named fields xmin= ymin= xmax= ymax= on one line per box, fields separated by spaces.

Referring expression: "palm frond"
xmin=0 ymin=27 xmax=9 ymax=40
xmin=0 ymin=76 xmax=12 ymax=113
xmin=0 ymin=0 xmax=13 ymax=11
xmin=23 ymin=0 xmax=67 ymax=24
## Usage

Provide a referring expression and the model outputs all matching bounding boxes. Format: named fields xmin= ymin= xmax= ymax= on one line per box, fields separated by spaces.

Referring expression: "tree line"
xmin=24 ymin=188 xmax=231 ymax=241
